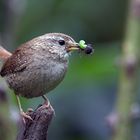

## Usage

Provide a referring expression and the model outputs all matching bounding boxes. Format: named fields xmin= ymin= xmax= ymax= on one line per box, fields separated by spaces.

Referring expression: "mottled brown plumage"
xmin=0 ymin=33 xmax=94 ymax=122
xmin=0 ymin=33 xmax=79 ymax=98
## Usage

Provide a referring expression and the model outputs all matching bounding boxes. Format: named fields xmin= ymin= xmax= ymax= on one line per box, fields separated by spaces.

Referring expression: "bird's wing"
xmin=0 ymin=45 xmax=32 ymax=77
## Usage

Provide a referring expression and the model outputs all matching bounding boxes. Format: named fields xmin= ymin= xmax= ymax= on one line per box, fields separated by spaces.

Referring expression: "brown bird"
xmin=0 ymin=33 xmax=93 ymax=121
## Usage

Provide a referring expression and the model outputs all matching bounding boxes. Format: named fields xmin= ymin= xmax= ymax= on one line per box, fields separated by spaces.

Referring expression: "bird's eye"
xmin=58 ymin=40 xmax=65 ymax=46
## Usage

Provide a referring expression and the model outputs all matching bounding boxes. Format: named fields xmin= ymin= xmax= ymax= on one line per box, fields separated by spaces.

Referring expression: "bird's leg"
xmin=42 ymin=95 xmax=48 ymax=100
xmin=15 ymin=95 xmax=33 ymax=123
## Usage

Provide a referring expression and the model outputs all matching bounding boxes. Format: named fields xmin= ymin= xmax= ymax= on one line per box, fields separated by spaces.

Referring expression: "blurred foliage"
xmin=0 ymin=0 xmax=128 ymax=45
xmin=0 ymin=0 xmax=134 ymax=140
xmin=16 ymin=0 xmax=128 ymax=44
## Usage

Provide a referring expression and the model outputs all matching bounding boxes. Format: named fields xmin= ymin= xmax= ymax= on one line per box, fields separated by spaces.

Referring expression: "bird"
xmin=0 ymin=33 xmax=93 ymax=122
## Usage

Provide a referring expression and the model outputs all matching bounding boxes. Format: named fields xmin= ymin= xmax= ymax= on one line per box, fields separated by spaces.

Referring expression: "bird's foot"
xmin=44 ymin=100 xmax=55 ymax=116
xmin=42 ymin=95 xmax=55 ymax=116
xmin=20 ymin=110 xmax=33 ymax=124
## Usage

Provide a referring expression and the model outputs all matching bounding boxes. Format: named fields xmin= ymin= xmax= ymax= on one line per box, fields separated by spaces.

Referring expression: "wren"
xmin=0 ymin=33 xmax=93 ymax=121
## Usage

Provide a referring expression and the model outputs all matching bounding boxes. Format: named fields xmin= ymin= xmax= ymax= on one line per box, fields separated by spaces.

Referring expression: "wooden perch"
xmin=0 ymin=88 xmax=16 ymax=140
xmin=17 ymin=101 xmax=54 ymax=140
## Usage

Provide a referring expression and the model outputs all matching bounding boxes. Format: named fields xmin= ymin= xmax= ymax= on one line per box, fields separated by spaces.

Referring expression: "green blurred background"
xmin=0 ymin=0 xmax=132 ymax=140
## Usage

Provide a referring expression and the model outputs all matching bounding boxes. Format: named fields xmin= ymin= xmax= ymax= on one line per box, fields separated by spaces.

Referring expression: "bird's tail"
xmin=0 ymin=45 xmax=12 ymax=61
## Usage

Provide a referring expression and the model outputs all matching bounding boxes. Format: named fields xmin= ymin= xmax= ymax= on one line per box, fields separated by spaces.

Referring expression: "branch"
xmin=17 ymin=101 xmax=54 ymax=140
xmin=0 ymin=88 xmax=16 ymax=140
xmin=111 ymin=0 xmax=140 ymax=140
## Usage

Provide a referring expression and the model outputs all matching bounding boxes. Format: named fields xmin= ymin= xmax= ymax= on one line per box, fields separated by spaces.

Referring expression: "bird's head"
xmin=38 ymin=33 xmax=93 ymax=61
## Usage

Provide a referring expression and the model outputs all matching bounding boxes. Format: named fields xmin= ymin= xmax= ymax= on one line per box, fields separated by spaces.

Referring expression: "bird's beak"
xmin=67 ymin=42 xmax=79 ymax=52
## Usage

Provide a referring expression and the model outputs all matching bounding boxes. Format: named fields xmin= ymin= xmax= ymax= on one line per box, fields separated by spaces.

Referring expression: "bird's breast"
xmin=26 ymin=59 xmax=68 ymax=97
xmin=6 ymin=58 xmax=68 ymax=98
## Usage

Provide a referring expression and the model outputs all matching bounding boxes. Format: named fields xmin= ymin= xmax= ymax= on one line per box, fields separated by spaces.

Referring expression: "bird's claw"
xmin=20 ymin=111 xmax=33 ymax=123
